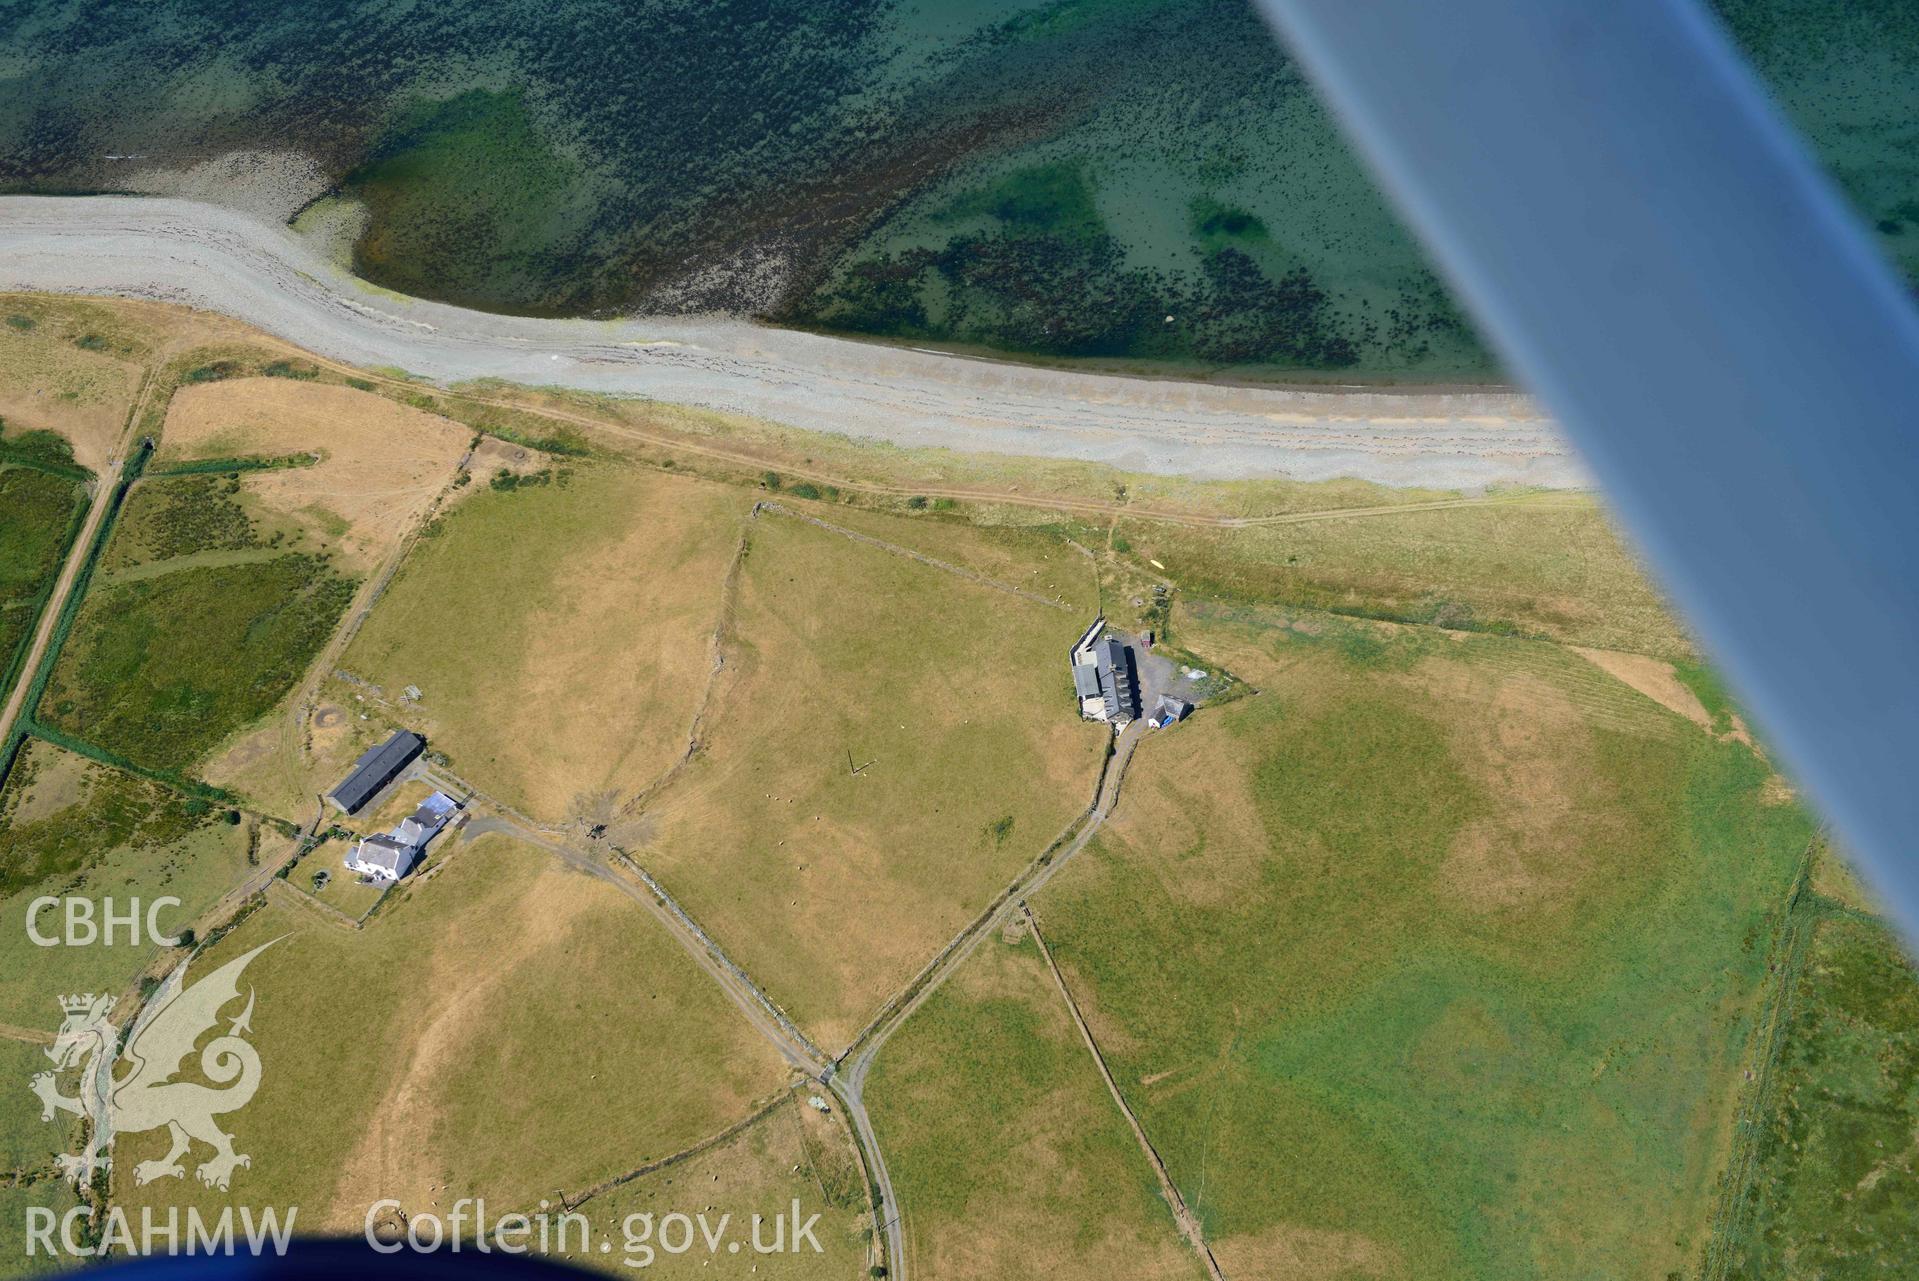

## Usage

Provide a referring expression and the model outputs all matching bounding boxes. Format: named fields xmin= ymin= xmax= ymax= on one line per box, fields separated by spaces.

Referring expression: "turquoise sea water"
xmin=2 ymin=0 xmax=1916 ymax=379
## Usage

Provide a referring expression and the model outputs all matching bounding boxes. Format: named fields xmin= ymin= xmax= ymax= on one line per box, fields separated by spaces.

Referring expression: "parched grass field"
xmin=1726 ymin=908 xmax=1919 ymax=1278
xmin=342 ymin=463 xmax=756 ymax=820
xmin=774 ymin=500 xmax=1100 ymax=615
xmin=0 ymin=295 xmax=149 ymax=474
xmin=151 ymin=378 xmax=470 ymax=575
xmin=635 ymin=511 xmax=1108 ymax=1051
xmin=0 ymin=739 xmax=254 ymax=1028
xmin=110 ymin=833 xmax=789 ymax=1230
xmin=1026 ymin=605 xmax=1811 ymax=1279
xmin=866 ymin=928 xmax=1203 ymax=1281
xmin=551 ymin=1095 xmax=870 ymax=1279
xmin=0 ymin=463 xmax=86 ymax=689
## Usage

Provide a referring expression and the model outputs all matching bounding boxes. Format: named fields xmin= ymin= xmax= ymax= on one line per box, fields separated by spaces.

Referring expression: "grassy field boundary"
xmin=18 ymin=721 xmax=241 ymax=806
xmin=0 ymin=444 xmax=90 ymax=481
xmin=549 ymin=1091 xmax=792 ymax=1213
xmin=146 ymin=453 xmax=320 ymax=478
xmin=264 ymin=877 xmax=363 ymax=932
xmin=617 ymin=509 xmax=757 ymax=820
xmin=1699 ymin=830 xmax=1825 ymax=1281
xmin=0 ymin=439 xmax=147 ymax=796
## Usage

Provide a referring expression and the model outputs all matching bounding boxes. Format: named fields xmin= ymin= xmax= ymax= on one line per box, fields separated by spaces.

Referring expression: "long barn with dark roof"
xmin=327 ymin=730 xmax=425 ymax=815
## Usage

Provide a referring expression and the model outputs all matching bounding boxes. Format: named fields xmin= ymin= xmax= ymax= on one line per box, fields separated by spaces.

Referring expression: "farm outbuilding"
xmin=327 ymin=730 xmax=425 ymax=815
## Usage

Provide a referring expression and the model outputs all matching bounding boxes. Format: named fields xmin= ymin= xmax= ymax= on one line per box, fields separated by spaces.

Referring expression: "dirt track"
xmin=0 ymin=196 xmax=1586 ymax=489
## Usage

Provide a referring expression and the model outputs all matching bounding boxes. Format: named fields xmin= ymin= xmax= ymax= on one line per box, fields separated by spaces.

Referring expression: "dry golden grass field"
xmin=341 ymin=462 xmax=757 ymax=821
xmin=0 ymin=296 xmax=147 ymax=474
xmin=632 ymin=509 xmax=1108 ymax=1052
xmin=152 ymin=378 xmax=471 ymax=575
xmin=109 ymin=833 xmax=791 ymax=1230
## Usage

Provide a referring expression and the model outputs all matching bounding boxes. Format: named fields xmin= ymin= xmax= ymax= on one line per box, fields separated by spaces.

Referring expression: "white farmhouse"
xmin=345 ymin=791 xmax=461 ymax=882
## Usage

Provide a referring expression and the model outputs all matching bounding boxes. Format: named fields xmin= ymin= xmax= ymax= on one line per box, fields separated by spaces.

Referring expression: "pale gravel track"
xmin=0 ymin=196 xmax=1587 ymax=489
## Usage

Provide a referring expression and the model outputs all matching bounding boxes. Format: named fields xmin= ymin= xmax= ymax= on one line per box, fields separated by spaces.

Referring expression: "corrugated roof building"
xmin=327 ymin=730 xmax=425 ymax=815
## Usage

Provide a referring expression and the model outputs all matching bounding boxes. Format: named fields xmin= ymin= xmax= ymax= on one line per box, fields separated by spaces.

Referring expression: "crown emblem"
xmin=59 ymin=993 xmax=102 ymax=1015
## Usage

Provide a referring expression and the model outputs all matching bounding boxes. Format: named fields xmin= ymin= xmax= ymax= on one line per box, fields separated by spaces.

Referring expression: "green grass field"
xmin=39 ymin=463 xmax=358 ymax=777
xmin=0 ymin=1037 xmax=75 ymax=1176
xmin=1117 ymin=494 xmax=1690 ymax=658
xmin=0 ymin=1178 xmax=80 ymax=1277
xmin=1028 ymin=609 xmax=1811 ymax=1278
xmin=0 ymin=464 xmax=86 ymax=691
xmin=108 ymin=833 xmax=790 ymax=1230
xmin=96 ymin=474 xmax=260 ymax=574
xmin=635 ymin=510 xmax=1108 ymax=1051
xmin=1725 ymin=909 xmax=1919 ymax=1278
xmin=866 ymin=928 xmax=1203 ymax=1281
xmin=41 ymin=550 xmax=353 ymax=777
xmin=0 ymin=739 xmax=255 ymax=1028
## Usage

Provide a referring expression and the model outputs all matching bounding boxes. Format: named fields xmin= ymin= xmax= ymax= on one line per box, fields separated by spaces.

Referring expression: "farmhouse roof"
xmin=1093 ymin=636 xmax=1142 ymax=721
xmin=1072 ymin=662 xmax=1102 ymax=699
xmin=417 ymin=791 xmax=458 ymax=818
xmin=353 ymin=834 xmax=417 ymax=876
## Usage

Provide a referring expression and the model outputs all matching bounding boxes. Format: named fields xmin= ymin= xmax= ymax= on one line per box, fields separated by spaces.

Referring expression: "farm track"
xmin=1025 ymin=905 xmax=1226 ymax=1281
xmin=469 ymin=712 xmax=1147 ymax=1281
xmin=0 ymin=363 xmax=153 ymax=753
xmin=831 ymin=720 xmax=1146 ymax=1281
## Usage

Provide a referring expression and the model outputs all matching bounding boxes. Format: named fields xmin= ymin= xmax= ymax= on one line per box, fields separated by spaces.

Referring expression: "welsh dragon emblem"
xmin=31 ymin=941 xmax=277 ymax=1191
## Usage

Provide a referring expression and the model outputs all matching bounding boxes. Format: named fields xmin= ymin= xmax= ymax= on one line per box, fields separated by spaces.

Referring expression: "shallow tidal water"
xmin=2 ymin=0 xmax=1915 ymax=380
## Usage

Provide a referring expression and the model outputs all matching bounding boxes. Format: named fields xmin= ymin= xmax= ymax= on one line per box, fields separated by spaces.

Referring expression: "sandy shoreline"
xmin=0 ymin=195 xmax=1585 ymax=488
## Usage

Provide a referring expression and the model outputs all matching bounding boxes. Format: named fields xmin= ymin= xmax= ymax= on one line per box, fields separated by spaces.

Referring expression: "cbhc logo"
xmin=27 ymin=898 xmax=183 ymax=947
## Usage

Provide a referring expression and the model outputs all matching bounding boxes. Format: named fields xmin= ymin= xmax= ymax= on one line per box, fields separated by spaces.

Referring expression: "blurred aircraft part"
xmin=1252 ymin=0 xmax=1919 ymax=936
